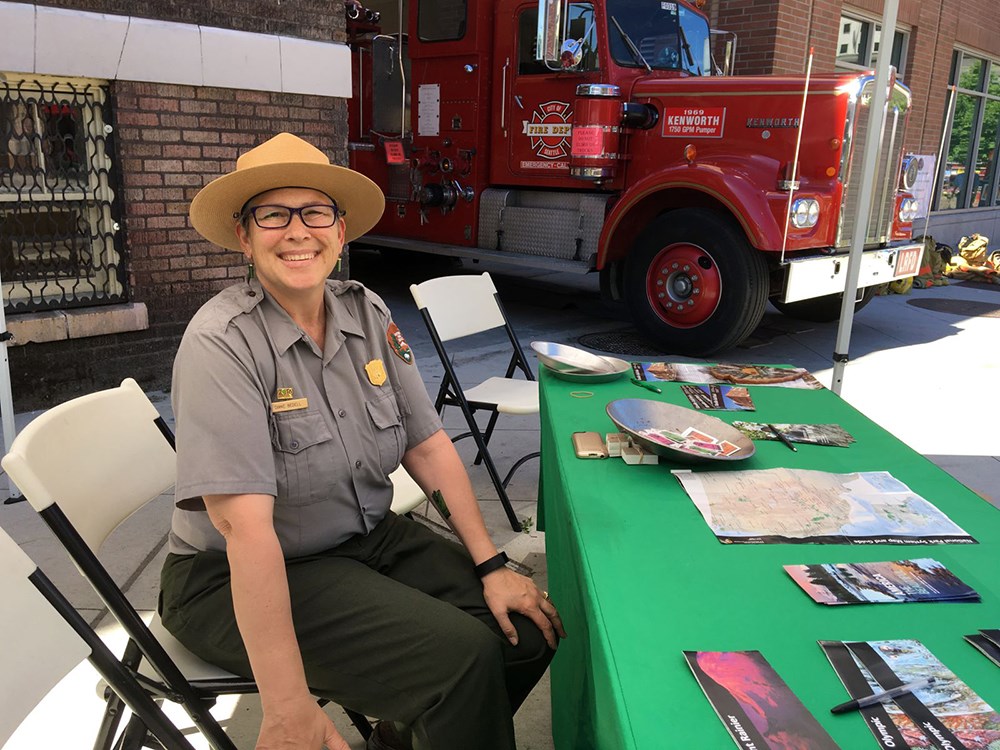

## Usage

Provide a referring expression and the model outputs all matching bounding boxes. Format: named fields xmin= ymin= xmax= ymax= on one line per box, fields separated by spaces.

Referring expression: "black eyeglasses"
xmin=243 ymin=203 xmax=340 ymax=229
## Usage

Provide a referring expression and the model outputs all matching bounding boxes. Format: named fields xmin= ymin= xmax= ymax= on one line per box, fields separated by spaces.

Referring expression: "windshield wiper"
xmin=611 ymin=15 xmax=651 ymax=72
xmin=678 ymin=25 xmax=701 ymax=75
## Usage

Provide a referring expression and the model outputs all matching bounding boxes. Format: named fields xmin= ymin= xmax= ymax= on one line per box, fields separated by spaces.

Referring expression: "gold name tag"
xmin=271 ymin=398 xmax=308 ymax=413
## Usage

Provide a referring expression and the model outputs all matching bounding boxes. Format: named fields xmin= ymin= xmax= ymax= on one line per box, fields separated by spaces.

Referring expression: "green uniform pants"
xmin=160 ymin=512 xmax=554 ymax=750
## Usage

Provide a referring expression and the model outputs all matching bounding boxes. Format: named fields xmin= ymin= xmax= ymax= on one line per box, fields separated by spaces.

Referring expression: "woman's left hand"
xmin=481 ymin=567 xmax=566 ymax=649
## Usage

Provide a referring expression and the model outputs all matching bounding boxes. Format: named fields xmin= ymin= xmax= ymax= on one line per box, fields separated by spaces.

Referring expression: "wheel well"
xmin=603 ymin=188 xmax=751 ymax=269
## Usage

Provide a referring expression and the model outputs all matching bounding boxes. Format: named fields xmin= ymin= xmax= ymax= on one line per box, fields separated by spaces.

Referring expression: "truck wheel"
xmin=624 ymin=209 xmax=768 ymax=356
xmin=771 ymin=286 xmax=876 ymax=322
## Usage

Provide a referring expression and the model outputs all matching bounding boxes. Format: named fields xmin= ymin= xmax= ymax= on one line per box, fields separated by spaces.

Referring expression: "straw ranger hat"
xmin=189 ymin=133 xmax=385 ymax=251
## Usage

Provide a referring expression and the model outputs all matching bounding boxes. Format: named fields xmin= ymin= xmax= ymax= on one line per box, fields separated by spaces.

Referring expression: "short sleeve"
xmin=172 ymin=320 xmax=277 ymax=509
xmin=389 ymin=319 xmax=444 ymax=450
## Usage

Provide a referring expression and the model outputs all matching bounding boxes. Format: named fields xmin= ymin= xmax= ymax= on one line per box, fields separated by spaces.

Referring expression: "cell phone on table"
xmin=572 ymin=431 xmax=608 ymax=459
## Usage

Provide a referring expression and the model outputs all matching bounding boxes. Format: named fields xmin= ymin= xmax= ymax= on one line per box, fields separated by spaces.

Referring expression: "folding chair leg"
xmin=474 ymin=411 xmax=501 ymax=466
xmin=501 ymin=451 xmax=540 ymax=489
xmin=94 ymin=691 xmax=129 ymax=750
xmin=344 ymin=708 xmax=373 ymax=740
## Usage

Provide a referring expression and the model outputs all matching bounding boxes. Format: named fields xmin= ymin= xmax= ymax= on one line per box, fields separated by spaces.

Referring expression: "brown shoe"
xmin=366 ymin=721 xmax=412 ymax=750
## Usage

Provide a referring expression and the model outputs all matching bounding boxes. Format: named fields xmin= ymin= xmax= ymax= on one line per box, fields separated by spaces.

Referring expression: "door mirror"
xmin=537 ymin=0 xmax=567 ymax=67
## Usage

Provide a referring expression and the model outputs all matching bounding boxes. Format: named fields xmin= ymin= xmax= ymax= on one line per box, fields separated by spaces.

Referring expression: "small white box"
xmin=621 ymin=445 xmax=658 ymax=465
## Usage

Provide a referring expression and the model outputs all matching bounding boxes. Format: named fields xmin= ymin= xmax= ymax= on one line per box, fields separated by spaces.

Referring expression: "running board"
xmin=353 ymin=236 xmax=595 ymax=274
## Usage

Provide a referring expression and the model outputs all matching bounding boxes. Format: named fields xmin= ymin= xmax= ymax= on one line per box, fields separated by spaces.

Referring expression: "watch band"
xmin=474 ymin=551 xmax=510 ymax=578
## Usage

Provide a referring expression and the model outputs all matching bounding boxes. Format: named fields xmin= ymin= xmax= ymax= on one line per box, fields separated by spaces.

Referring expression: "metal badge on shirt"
xmin=271 ymin=386 xmax=308 ymax=413
xmin=386 ymin=322 xmax=413 ymax=364
xmin=365 ymin=359 xmax=388 ymax=386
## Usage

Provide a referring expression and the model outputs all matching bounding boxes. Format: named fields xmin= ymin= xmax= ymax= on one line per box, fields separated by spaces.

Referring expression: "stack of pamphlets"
xmin=965 ymin=629 xmax=1000 ymax=667
xmin=784 ymin=558 xmax=979 ymax=605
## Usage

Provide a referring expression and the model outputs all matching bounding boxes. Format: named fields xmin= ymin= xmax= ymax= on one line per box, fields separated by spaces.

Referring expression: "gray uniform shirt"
xmin=168 ymin=278 xmax=443 ymax=558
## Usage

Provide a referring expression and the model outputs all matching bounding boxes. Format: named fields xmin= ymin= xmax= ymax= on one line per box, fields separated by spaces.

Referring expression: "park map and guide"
xmin=675 ymin=468 xmax=976 ymax=545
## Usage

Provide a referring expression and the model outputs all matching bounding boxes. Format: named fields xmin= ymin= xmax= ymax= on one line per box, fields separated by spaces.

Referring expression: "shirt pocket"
xmin=272 ymin=411 xmax=337 ymax=507
xmin=365 ymin=390 xmax=405 ymax=476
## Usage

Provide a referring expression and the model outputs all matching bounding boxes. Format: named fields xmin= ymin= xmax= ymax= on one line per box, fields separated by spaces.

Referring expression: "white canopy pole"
xmin=831 ymin=0 xmax=900 ymax=396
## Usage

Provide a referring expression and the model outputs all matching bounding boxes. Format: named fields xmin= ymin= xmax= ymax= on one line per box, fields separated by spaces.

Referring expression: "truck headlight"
xmin=899 ymin=197 xmax=918 ymax=222
xmin=790 ymin=198 xmax=820 ymax=228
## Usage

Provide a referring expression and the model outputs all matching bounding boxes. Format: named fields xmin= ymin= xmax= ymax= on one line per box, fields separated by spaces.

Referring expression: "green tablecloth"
xmin=539 ymin=368 xmax=1000 ymax=749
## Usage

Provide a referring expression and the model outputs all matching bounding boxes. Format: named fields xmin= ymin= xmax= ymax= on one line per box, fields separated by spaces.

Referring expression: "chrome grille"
xmin=836 ymin=76 xmax=911 ymax=249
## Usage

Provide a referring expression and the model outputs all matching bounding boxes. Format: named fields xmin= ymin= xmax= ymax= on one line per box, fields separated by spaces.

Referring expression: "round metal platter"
xmin=541 ymin=357 xmax=631 ymax=383
xmin=530 ymin=341 xmax=620 ymax=374
xmin=606 ymin=399 xmax=755 ymax=463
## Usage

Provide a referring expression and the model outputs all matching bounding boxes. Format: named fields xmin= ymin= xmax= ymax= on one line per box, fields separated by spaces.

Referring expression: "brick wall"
xmin=10 ymin=0 xmax=342 ymax=42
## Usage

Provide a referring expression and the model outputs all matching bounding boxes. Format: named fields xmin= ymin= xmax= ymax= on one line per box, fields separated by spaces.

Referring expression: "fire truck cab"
xmin=347 ymin=0 xmax=922 ymax=355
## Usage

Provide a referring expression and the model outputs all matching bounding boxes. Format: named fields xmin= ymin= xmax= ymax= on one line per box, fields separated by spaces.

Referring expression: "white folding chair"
xmin=1 ymin=378 xmax=372 ymax=750
xmin=388 ymin=465 xmax=427 ymax=516
xmin=0 ymin=524 xmax=194 ymax=750
xmin=409 ymin=273 xmax=539 ymax=531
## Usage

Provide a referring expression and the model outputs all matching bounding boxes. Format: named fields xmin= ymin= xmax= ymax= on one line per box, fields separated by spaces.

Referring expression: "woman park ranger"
xmin=159 ymin=133 xmax=564 ymax=750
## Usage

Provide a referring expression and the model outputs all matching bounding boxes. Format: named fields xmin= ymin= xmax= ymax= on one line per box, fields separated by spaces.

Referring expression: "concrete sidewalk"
xmin=2 ymin=260 xmax=998 ymax=748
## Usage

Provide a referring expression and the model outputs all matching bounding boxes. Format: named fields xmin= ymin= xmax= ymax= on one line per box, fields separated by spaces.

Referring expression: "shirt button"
xmin=355 ymin=460 xmax=362 ymax=469
xmin=339 ymin=409 xmax=347 ymax=417
xmin=290 ymin=440 xmax=299 ymax=449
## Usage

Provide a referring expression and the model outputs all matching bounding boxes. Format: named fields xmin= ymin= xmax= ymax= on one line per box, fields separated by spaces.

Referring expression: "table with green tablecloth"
xmin=538 ymin=367 xmax=1000 ymax=749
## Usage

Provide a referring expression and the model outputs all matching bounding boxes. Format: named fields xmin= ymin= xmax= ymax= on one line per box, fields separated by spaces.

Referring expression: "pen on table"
xmin=830 ymin=677 xmax=936 ymax=715
xmin=630 ymin=378 xmax=661 ymax=394
xmin=768 ymin=423 xmax=797 ymax=452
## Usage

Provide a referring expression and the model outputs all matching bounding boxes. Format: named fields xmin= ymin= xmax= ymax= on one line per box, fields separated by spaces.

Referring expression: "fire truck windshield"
xmin=607 ymin=0 xmax=711 ymax=75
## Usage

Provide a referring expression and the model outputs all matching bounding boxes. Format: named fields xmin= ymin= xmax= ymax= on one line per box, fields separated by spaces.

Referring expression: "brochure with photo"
xmin=681 ymin=384 xmax=756 ymax=411
xmin=784 ymin=559 xmax=979 ymax=605
xmin=820 ymin=639 xmax=1000 ymax=749
xmin=733 ymin=421 xmax=855 ymax=447
xmin=631 ymin=362 xmax=823 ymax=389
xmin=684 ymin=650 xmax=841 ymax=750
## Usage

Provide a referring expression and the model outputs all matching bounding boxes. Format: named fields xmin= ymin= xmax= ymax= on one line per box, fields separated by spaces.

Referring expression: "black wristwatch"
xmin=474 ymin=551 xmax=510 ymax=578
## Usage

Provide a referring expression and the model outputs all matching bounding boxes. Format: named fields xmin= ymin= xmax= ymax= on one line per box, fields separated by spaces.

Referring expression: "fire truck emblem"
xmin=522 ymin=100 xmax=573 ymax=159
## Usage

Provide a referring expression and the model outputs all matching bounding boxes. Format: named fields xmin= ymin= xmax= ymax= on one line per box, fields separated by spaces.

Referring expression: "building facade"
xmin=1 ymin=0 xmax=996 ymax=408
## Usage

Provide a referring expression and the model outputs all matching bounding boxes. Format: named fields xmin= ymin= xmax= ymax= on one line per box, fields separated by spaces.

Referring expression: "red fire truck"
xmin=346 ymin=0 xmax=923 ymax=355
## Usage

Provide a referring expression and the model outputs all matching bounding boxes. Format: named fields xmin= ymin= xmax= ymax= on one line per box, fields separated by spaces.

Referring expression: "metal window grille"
xmin=0 ymin=75 xmax=127 ymax=313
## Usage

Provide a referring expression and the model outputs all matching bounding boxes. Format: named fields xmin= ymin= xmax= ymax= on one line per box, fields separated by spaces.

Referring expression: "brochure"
xmin=676 ymin=468 xmax=976 ymax=545
xmin=684 ymin=650 xmax=841 ymax=750
xmin=784 ymin=559 xmax=979 ymax=605
xmin=681 ymin=384 xmax=756 ymax=411
xmin=733 ymin=421 xmax=855 ymax=447
xmin=821 ymin=639 xmax=1000 ymax=749
xmin=632 ymin=362 xmax=823 ymax=389
xmin=965 ymin=630 xmax=1000 ymax=668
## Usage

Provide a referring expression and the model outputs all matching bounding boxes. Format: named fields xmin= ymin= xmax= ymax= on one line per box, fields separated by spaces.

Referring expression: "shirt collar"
xmin=256 ymin=281 xmax=366 ymax=358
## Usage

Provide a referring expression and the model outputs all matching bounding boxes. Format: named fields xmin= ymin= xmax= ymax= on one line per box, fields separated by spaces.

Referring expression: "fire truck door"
xmin=493 ymin=2 xmax=597 ymax=183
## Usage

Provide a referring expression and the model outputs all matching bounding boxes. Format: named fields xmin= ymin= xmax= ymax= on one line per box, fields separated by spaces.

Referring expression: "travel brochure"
xmin=821 ymin=639 xmax=1000 ymax=749
xmin=681 ymin=384 xmax=756 ymax=411
xmin=684 ymin=650 xmax=841 ymax=750
xmin=965 ymin=630 xmax=1000 ymax=668
xmin=733 ymin=421 xmax=856 ymax=447
xmin=675 ymin=468 xmax=976 ymax=545
xmin=632 ymin=362 xmax=823 ymax=389
xmin=784 ymin=559 xmax=979 ymax=605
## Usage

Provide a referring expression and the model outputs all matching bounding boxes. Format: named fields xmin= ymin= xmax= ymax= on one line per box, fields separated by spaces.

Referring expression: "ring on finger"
xmin=542 ymin=590 xmax=550 ymax=601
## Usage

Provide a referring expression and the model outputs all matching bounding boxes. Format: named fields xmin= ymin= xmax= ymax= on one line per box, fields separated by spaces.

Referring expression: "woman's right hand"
xmin=256 ymin=697 xmax=349 ymax=750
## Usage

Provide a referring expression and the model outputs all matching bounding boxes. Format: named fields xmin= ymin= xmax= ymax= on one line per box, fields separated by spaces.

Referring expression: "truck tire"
xmin=624 ymin=209 xmax=769 ymax=356
xmin=771 ymin=286 xmax=876 ymax=322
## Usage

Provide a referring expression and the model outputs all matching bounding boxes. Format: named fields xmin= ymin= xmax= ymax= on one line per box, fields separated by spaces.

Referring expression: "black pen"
xmin=768 ymin=423 xmax=797 ymax=452
xmin=630 ymin=378 xmax=662 ymax=394
xmin=831 ymin=677 xmax=935 ymax=714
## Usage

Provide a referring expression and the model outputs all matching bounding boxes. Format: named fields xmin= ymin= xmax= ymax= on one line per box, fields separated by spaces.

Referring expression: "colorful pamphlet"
xmin=733 ymin=421 xmax=855 ymax=447
xmin=681 ymin=384 xmax=756 ymax=411
xmin=821 ymin=639 xmax=1000 ymax=749
xmin=965 ymin=629 xmax=1000 ymax=667
xmin=684 ymin=650 xmax=841 ymax=749
xmin=637 ymin=426 xmax=743 ymax=457
xmin=632 ymin=362 xmax=823 ymax=389
xmin=676 ymin=468 xmax=976 ymax=545
xmin=784 ymin=559 xmax=979 ymax=605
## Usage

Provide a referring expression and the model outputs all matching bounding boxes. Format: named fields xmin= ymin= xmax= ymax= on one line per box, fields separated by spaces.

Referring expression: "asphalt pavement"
xmin=2 ymin=251 xmax=998 ymax=748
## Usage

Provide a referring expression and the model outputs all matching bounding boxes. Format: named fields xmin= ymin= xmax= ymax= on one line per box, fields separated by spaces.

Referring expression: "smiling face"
xmin=236 ymin=186 xmax=345 ymax=310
